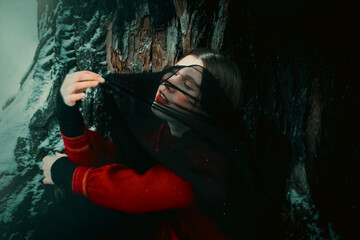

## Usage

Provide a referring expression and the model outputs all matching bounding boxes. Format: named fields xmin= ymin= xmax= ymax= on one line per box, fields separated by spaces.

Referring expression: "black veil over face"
xmin=99 ymin=65 xmax=260 ymax=238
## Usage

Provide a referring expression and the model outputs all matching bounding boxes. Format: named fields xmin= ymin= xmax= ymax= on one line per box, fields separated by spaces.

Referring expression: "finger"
xmin=44 ymin=170 xmax=50 ymax=177
xmin=62 ymin=73 xmax=78 ymax=89
xmin=78 ymin=71 xmax=105 ymax=82
xmin=77 ymin=70 xmax=103 ymax=77
xmin=64 ymin=93 xmax=86 ymax=106
xmin=74 ymin=88 xmax=88 ymax=94
xmin=62 ymin=80 xmax=96 ymax=95
xmin=56 ymin=152 xmax=67 ymax=157
xmin=62 ymin=71 xmax=104 ymax=90
xmin=68 ymin=81 xmax=99 ymax=94
xmin=70 ymin=72 xmax=104 ymax=84
xmin=44 ymin=179 xmax=52 ymax=184
xmin=43 ymin=177 xmax=54 ymax=185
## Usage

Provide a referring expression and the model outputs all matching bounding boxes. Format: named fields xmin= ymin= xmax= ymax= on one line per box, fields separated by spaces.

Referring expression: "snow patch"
xmin=62 ymin=35 xmax=74 ymax=48
xmin=83 ymin=10 xmax=99 ymax=29
xmin=288 ymin=188 xmax=311 ymax=211
xmin=83 ymin=25 xmax=103 ymax=50
xmin=0 ymin=49 xmax=56 ymax=174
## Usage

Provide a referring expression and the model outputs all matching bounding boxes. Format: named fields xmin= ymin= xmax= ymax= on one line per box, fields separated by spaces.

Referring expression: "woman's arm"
xmin=55 ymin=71 xmax=115 ymax=167
xmin=49 ymin=158 xmax=196 ymax=214
xmin=60 ymin=128 xmax=116 ymax=167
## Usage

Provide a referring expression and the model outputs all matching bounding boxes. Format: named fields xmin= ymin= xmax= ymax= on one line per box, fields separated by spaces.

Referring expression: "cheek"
xmin=174 ymin=94 xmax=195 ymax=110
xmin=178 ymin=94 xmax=191 ymax=105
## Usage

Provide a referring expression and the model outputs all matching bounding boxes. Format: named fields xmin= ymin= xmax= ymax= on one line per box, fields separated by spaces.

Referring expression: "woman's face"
xmin=152 ymin=55 xmax=205 ymax=121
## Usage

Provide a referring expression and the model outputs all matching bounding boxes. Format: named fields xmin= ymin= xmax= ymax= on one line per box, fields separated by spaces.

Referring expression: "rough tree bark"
xmin=0 ymin=0 xmax=358 ymax=239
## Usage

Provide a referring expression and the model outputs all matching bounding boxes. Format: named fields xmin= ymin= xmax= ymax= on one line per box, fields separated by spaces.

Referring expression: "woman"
xmin=42 ymin=49 xmax=259 ymax=239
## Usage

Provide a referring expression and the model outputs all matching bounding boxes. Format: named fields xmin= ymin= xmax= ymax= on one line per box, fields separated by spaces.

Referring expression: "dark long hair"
xmin=186 ymin=48 xmax=243 ymax=110
xmin=100 ymin=50 xmax=280 ymax=238
xmin=187 ymin=48 xmax=292 ymax=238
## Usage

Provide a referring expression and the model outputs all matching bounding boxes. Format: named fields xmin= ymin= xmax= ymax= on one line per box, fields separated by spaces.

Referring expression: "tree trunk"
xmin=0 ymin=0 xmax=358 ymax=239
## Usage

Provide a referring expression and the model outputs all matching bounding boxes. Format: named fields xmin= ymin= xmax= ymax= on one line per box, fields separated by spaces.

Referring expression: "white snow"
xmin=0 ymin=25 xmax=58 ymax=229
xmin=0 ymin=1 xmax=104 ymax=238
xmin=83 ymin=24 xmax=102 ymax=50
xmin=288 ymin=188 xmax=311 ymax=211
xmin=38 ymin=52 xmax=54 ymax=66
xmin=40 ymin=37 xmax=55 ymax=56
xmin=40 ymin=28 xmax=53 ymax=41
xmin=166 ymin=22 xmax=178 ymax=60
xmin=0 ymin=172 xmax=45 ymax=223
xmin=62 ymin=35 xmax=74 ymax=48
xmin=0 ymin=64 xmax=53 ymax=173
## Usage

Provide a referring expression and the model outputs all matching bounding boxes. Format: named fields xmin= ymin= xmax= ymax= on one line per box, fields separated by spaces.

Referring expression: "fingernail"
xmin=100 ymin=77 xmax=105 ymax=83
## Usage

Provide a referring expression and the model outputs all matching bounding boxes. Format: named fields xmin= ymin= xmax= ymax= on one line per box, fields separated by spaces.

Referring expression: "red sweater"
xmin=60 ymin=125 xmax=228 ymax=240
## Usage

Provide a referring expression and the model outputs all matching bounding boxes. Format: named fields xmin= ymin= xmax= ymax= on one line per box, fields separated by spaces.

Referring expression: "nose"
xmin=164 ymin=82 xmax=175 ymax=93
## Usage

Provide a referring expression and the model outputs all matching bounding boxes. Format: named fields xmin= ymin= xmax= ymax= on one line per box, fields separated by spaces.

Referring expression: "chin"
xmin=151 ymin=101 xmax=173 ymax=121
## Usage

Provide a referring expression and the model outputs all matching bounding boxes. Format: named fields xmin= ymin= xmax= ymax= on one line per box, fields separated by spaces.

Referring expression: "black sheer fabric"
xmin=99 ymin=65 xmax=261 ymax=238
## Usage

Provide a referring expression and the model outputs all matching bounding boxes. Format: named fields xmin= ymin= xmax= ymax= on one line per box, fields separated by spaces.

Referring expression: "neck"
xmin=167 ymin=120 xmax=189 ymax=137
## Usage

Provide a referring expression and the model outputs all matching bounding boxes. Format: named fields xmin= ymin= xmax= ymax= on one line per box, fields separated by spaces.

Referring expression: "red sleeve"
xmin=61 ymin=126 xmax=116 ymax=167
xmin=72 ymin=164 xmax=196 ymax=214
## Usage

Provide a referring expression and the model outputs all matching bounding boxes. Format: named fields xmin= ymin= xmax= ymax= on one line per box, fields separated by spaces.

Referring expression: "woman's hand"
xmin=42 ymin=152 xmax=67 ymax=184
xmin=60 ymin=71 xmax=105 ymax=107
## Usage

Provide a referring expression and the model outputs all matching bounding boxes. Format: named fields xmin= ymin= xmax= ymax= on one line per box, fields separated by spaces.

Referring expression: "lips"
xmin=156 ymin=90 xmax=169 ymax=105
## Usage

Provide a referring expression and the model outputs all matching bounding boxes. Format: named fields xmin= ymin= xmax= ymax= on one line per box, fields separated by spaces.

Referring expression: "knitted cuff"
xmin=55 ymin=90 xmax=85 ymax=137
xmin=60 ymin=126 xmax=89 ymax=152
xmin=51 ymin=156 xmax=77 ymax=188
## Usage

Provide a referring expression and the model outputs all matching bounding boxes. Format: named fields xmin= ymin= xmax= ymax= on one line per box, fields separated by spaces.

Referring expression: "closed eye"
xmin=183 ymin=81 xmax=192 ymax=90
